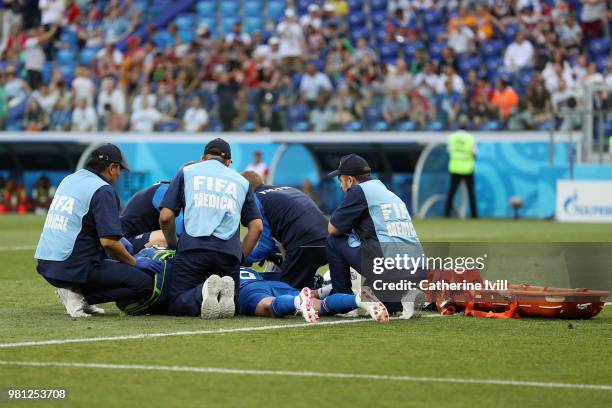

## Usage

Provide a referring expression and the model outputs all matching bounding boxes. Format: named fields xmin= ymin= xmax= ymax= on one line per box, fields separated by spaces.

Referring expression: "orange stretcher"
xmin=424 ymin=269 xmax=610 ymax=319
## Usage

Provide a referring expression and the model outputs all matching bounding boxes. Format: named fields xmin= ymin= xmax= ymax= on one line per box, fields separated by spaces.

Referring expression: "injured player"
xmin=238 ymin=268 xmax=389 ymax=323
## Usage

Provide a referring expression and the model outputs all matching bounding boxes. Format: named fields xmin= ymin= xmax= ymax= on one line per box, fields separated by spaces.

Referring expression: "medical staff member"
xmin=241 ymin=171 xmax=328 ymax=289
xmin=120 ymin=181 xmax=185 ymax=253
xmin=444 ymin=130 xmax=478 ymax=218
xmin=35 ymin=143 xmax=162 ymax=317
xmin=159 ymin=138 xmax=263 ymax=318
xmin=326 ymin=154 xmax=424 ymax=318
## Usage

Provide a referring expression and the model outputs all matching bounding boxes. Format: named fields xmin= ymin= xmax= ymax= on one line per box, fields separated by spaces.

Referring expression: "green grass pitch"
xmin=0 ymin=215 xmax=611 ymax=407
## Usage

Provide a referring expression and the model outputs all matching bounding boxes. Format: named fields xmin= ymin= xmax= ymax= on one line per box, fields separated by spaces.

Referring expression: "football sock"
xmin=321 ymin=294 xmax=358 ymax=316
xmin=270 ymin=295 xmax=296 ymax=317
xmin=317 ymin=284 xmax=333 ymax=300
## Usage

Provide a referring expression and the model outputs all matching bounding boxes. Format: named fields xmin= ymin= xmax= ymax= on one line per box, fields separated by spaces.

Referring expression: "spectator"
xmin=277 ymin=8 xmax=304 ymax=73
xmin=182 ymin=96 xmax=209 ymax=132
xmin=131 ymin=84 xmax=156 ymax=113
xmin=328 ymin=0 xmax=349 ymax=17
xmin=155 ymin=82 xmax=177 ymax=118
xmin=384 ymin=59 xmax=412 ymax=94
xmin=4 ymin=66 xmax=29 ymax=110
xmin=474 ymin=4 xmax=495 ymax=40
xmin=23 ymin=25 xmax=57 ymax=90
xmin=101 ymin=5 xmax=131 ymax=44
xmin=435 ymin=79 xmax=462 ymax=127
xmin=301 ymin=4 xmax=322 ymax=30
xmin=216 ymin=72 xmax=240 ymax=132
xmin=408 ymin=91 xmax=431 ymax=129
xmin=24 ymin=97 xmax=48 ymax=131
xmin=333 ymin=84 xmax=361 ymax=126
xmin=130 ymin=97 xmax=169 ymax=132
xmin=31 ymin=175 xmax=55 ymax=215
xmin=580 ymin=0 xmax=606 ymax=40
xmin=581 ymin=62 xmax=605 ymax=87
xmin=351 ymin=37 xmax=377 ymax=64
xmin=325 ymin=39 xmax=349 ymax=80
xmin=39 ymin=0 xmax=65 ymax=26
xmin=49 ymin=99 xmax=72 ymax=131
xmin=0 ymin=73 xmax=6 ymax=130
xmin=492 ymin=79 xmax=519 ymax=121
xmin=71 ymin=98 xmax=97 ymax=132
xmin=300 ymin=63 xmax=332 ymax=109
xmin=413 ymin=62 xmax=440 ymax=103
xmin=309 ymin=96 xmax=335 ymax=131
xmin=556 ymin=13 xmax=582 ymax=54
xmin=96 ymin=41 xmax=124 ymax=77
xmin=256 ymin=96 xmax=284 ymax=132
xmin=97 ymin=77 xmax=125 ymax=117
xmin=504 ymin=32 xmax=534 ymax=72
xmin=78 ymin=8 xmax=103 ymax=48
xmin=551 ymin=79 xmax=575 ymax=116
xmin=446 ymin=18 xmax=475 ymax=55
xmin=525 ymin=78 xmax=552 ymax=128
xmin=71 ymin=66 xmax=96 ymax=107
xmin=437 ymin=65 xmax=464 ymax=95
xmin=245 ymin=151 xmax=270 ymax=181
xmin=383 ymin=88 xmax=410 ymax=126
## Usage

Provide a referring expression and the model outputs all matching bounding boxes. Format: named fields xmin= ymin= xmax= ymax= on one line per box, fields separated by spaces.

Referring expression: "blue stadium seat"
xmin=59 ymin=30 xmax=78 ymax=46
xmin=485 ymin=57 xmax=503 ymax=76
xmin=482 ymin=39 xmax=503 ymax=57
xmin=365 ymin=106 xmax=383 ymax=126
xmin=426 ymin=120 xmax=445 ymax=131
xmin=267 ymin=1 xmax=286 ymax=22
xmin=396 ymin=121 xmax=417 ymax=131
xmin=152 ymin=30 xmax=174 ymax=48
xmin=296 ymin=0 xmax=310 ymax=14
xmin=589 ymin=38 xmax=610 ymax=58
xmin=344 ymin=121 xmax=363 ymax=132
xmin=157 ymin=122 xmax=180 ymax=132
xmin=196 ymin=1 xmax=216 ymax=17
xmin=351 ymin=26 xmax=370 ymax=41
xmin=222 ymin=17 xmax=239 ymax=34
xmin=371 ymin=11 xmax=387 ymax=27
xmin=42 ymin=62 xmax=53 ymax=85
xmin=220 ymin=1 xmax=239 ymax=17
xmin=290 ymin=121 xmax=310 ymax=131
xmin=423 ymin=11 xmax=442 ymax=26
xmin=79 ymin=48 xmax=99 ymax=66
xmin=517 ymin=69 xmax=534 ymax=87
xmin=380 ymin=42 xmax=399 ymax=63
xmin=458 ymin=56 xmax=481 ymax=77
xmin=596 ymin=55 xmax=609 ymax=73
xmin=244 ymin=0 xmax=264 ymax=16
xmin=288 ymin=105 xmax=309 ymax=123
xmin=349 ymin=12 xmax=367 ymax=28
xmin=479 ymin=120 xmax=500 ymax=131
xmin=245 ymin=17 xmax=264 ymax=34
xmin=426 ymin=24 xmax=446 ymax=41
xmin=175 ymin=13 xmax=195 ymax=31
xmin=347 ymin=0 xmax=364 ymax=11
xmin=239 ymin=121 xmax=256 ymax=132
xmin=57 ymin=49 xmax=76 ymax=65
xmin=59 ymin=64 xmax=76 ymax=83
xmin=370 ymin=121 xmax=390 ymax=131
xmin=428 ymin=41 xmax=444 ymax=60
xmin=369 ymin=0 xmax=387 ymax=12
xmin=504 ymin=24 xmax=520 ymax=43
xmin=404 ymin=41 xmax=425 ymax=59
xmin=375 ymin=28 xmax=387 ymax=44
xmin=179 ymin=30 xmax=195 ymax=43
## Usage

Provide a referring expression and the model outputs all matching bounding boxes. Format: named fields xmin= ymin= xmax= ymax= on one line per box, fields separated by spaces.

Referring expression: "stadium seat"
xmin=157 ymin=122 xmax=180 ymax=132
xmin=59 ymin=30 xmax=78 ymax=47
xmin=480 ymin=120 xmax=500 ymax=131
xmin=485 ymin=57 xmax=504 ymax=76
xmin=426 ymin=24 xmax=446 ymax=41
xmin=245 ymin=17 xmax=264 ymax=34
xmin=375 ymin=28 xmax=387 ymax=44
xmin=370 ymin=121 xmax=390 ymax=131
xmin=482 ymin=39 xmax=503 ymax=57
xmin=504 ymin=24 xmax=520 ymax=43
xmin=175 ymin=14 xmax=195 ymax=31
xmin=423 ymin=11 xmax=442 ymax=26
xmin=79 ymin=48 xmax=99 ymax=66
xmin=380 ymin=42 xmax=399 ymax=64
xmin=290 ymin=121 xmax=310 ymax=131
xmin=351 ymin=26 xmax=370 ymax=41
xmin=267 ymin=1 xmax=286 ymax=22
xmin=57 ymin=49 xmax=76 ymax=65
xmin=426 ymin=120 xmax=445 ymax=131
xmin=349 ymin=12 xmax=367 ymax=28
xmin=589 ymin=38 xmax=610 ymax=58
xmin=596 ymin=55 xmax=609 ymax=73
xmin=287 ymin=105 xmax=309 ymax=123
xmin=42 ymin=62 xmax=53 ymax=85
xmin=370 ymin=11 xmax=387 ymax=28
xmin=343 ymin=121 xmax=363 ymax=132
xmin=59 ymin=64 xmax=76 ymax=83
xmin=220 ymin=1 xmax=239 ymax=17
xmin=369 ymin=0 xmax=387 ymax=12
xmin=239 ymin=121 xmax=256 ymax=132
xmin=152 ymin=30 xmax=174 ymax=48
xmin=178 ymin=30 xmax=195 ymax=43
xmin=196 ymin=1 xmax=216 ymax=17
xmin=222 ymin=17 xmax=239 ymax=34
xmin=458 ymin=56 xmax=481 ymax=77
xmin=396 ymin=121 xmax=417 ymax=131
xmin=536 ymin=121 xmax=554 ymax=131
xmin=347 ymin=0 xmax=364 ymax=11
xmin=428 ymin=41 xmax=444 ymax=60
xmin=404 ymin=41 xmax=425 ymax=59
xmin=244 ymin=0 xmax=264 ymax=16
xmin=296 ymin=0 xmax=310 ymax=14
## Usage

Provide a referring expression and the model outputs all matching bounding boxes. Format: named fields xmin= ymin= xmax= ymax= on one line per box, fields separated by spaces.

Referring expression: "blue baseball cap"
xmin=328 ymin=154 xmax=371 ymax=177
xmin=90 ymin=143 xmax=130 ymax=171
xmin=204 ymin=138 xmax=231 ymax=159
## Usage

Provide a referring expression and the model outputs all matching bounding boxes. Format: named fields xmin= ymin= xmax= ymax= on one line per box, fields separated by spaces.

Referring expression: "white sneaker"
xmin=357 ymin=286 xmax=389 ymax=322
xmin=297 ymin=287 xmax=318 ymax=323
xmin=218 ymin=276 xmax=235 ymax=318
xmin=200 ymin=275 xmax=222 ymax=319
xmin=56 ymin=288 xmax=90 ymax=318
xmin=401 ymin=289 xmax=424 ymax=320
xmin=84 ymin=304 xmax=105 ymax=315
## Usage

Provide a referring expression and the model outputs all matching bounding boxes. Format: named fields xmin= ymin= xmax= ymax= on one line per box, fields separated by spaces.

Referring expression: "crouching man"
xmin=35 ymin=144 xmax=163 ymax=317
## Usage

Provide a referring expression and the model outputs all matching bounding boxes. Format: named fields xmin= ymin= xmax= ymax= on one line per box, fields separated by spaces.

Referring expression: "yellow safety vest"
xmin=448 ymin=131 xmax=475 ymax=175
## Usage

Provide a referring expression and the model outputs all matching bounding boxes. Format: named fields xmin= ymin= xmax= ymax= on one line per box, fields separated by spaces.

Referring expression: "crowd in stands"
xmin=0 ymin=0 xmax=610 ymax=132
xmin=0 ymin=175 xmax=55 ymax=214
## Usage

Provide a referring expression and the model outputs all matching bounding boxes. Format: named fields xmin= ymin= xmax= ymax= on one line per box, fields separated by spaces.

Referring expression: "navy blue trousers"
xmin=43 ymin=259 xmax=153 ymax=308
xmin=167 ymin=249 xmax=240 ymax=316
xmin=281 ymin=240 xmax=328 ymax=289
xmin=326 ymin=235 xmax=362 ymax=294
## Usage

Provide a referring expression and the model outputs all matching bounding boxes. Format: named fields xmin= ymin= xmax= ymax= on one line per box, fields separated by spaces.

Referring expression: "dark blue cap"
xmin=328 ymin=154 xmax=371 ymax=177
xmin=204 ymin=138 xmax=231 ymax=159
xmin=90 ymin=143 xmax=129 ymax=171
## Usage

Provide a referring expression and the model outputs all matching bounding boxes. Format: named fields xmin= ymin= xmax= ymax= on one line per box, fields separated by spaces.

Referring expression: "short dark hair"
xmin=354 ymin=173 xmax=370 ymax=182
xmin=87 ymin=158 xmax=112 ymax=173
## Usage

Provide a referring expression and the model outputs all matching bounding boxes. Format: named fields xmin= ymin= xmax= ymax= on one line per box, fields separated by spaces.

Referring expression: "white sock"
xmin=293 ymin=296 xmax=301 ymax=308
xmin=317 ymin=284 xmax=333 ymax=300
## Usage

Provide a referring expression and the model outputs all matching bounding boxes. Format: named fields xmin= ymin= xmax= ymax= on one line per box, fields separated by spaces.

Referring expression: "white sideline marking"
xmin=0 ymin=319 xmax=374 ymax=349
xmin=0 ymin=245 xmax=36 ymax=251
xmin=0 ymin=360 xmax=610 ymax=391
